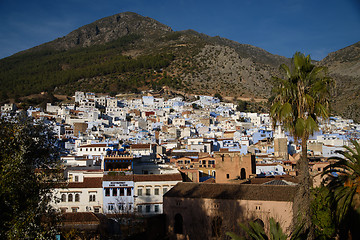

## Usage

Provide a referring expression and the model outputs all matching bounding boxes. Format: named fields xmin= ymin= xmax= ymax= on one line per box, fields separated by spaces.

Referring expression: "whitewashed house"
xmin=134 ymin=174 xmax=182 ymax=215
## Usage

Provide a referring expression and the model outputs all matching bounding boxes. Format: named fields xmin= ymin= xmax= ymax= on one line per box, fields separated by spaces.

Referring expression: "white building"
xmin=52 ymin=175 xmax=103 ymax=213
xmin=102 ymin=175 xmax=134 ymax=214
xmin=134 ymin=174 xmax=182 ymax=215
xmin=76 ymin=143 xmax=113 ymax=157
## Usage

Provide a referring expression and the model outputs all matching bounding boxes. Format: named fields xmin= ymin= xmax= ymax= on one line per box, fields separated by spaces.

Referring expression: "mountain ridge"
xmin=1 ymin=12 xmax=359 ymax=121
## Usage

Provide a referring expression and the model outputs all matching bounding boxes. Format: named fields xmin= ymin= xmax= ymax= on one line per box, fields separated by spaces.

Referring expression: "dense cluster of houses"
xmin=1 ymin=90 xmax=359 ymax=239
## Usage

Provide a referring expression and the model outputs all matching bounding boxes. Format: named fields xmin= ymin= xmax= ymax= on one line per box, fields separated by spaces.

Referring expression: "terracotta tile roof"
xmin=131 ymin=144 xmax=151 ymax=149
xmin=56 ymin=177 xmax=103 ymax=188
xmin=246 ymin=175 xmax=299 ymax=185
xmin=103 ymin=175 xmax=134 ymax=181
xmin=134 ymin=173 xmax=182 ymax=182
xmin=61 ymin=212 xmax=101 ymax=223
xmin=164 ymin=182 xmax=298 ymax=202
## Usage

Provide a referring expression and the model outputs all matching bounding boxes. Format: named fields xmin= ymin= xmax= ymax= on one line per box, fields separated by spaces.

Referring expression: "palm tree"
xmin=322 ymin=139 xmax=360 ymax=239
xmin=270 ymin=52 xmax=332 ymax=237
xmin=226 ymin=217 xmax=299 ymax=240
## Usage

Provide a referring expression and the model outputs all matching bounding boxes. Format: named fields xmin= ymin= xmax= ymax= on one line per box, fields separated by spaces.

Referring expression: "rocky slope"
xmin=320 ymin=41 xmax=360 ymax=121
xmin=1 ymin=12 xmax=359 ymax=121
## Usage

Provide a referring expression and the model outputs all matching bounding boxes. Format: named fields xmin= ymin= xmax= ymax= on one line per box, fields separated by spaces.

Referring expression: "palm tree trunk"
xmin=293 ymin=137 xmax=314 ymax=239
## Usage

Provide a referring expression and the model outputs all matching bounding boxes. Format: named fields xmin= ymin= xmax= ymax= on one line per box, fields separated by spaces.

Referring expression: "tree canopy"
xmin=322 ymin=140 xmax=360 ymax=239
xmin=270 ymin=52 xmax=333 ymax=238
xmin=0 ymin=115 xmax=61 ymax=239
xmin=270 ymin=52 xmax=332 ymax=141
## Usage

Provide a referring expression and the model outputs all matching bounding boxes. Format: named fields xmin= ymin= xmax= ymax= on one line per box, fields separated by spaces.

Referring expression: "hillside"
xmin=319 ymin=41 xmax=360 ymax=121
xmin=0 ymin=12 xmax=359 ymax=121
xmin=0 ymin=12 xmax=288 ymax=99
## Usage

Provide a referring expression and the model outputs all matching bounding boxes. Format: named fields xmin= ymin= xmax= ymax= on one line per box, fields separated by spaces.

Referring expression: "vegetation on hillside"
xmin=0 ymin=34 xmax=182 ymax=99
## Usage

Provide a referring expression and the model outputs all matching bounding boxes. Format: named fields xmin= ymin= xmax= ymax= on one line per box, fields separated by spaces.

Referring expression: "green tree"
xmin=214 ymin=92 xmax=223 ymax=102
xmin=0 ymin=115 xmax=61 ymax=239
xmin=322 ymin=139 xmax=360 ymax=239
xmin=226 ymin=217 xmax=289 ymax=240
xmin=270 ymin=52 xmax=332 ymax=237
xmin=237 ymin=100 xmax=249 ymax=112
xmin=310 ymin=187 xmax=336 ymax=239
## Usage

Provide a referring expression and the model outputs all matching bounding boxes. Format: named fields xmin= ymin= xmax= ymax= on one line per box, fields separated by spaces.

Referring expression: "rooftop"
xmin=165 ymin=182 xmax=297 ymax=202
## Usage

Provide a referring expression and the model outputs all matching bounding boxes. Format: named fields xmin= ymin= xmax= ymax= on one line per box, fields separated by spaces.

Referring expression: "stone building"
xmin=164 ymin=182 xmax=297 ymax=240
xmin=214 ymin=151 xmax=256 ymax=183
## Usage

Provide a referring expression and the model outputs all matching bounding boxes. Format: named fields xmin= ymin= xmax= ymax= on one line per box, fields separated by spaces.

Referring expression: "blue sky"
xmin=0 ymin=0 xmax=359 ymax=60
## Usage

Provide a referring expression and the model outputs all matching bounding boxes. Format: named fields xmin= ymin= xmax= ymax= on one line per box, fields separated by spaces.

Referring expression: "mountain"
xmin=319 ymin=41 xmax=360 ymax=121
xmin=0 ymin=12 xmax=359 ymax=121
xmin=23 ymin=12 xmax=173 ymax=52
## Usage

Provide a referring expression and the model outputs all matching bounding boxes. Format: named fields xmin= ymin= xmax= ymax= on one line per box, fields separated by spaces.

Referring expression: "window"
xmin=119 ymin=203 xmax=125 ymax=211
xmin=127 ymin=188 xmax=131 ymax=196
xmin=108 ymin=204 xmax=114 ymax=211
xmin=163 ymin=188 xmax=168 ymax=194
xmin=146 ymin=189 xmax=151 ymax=196
xmin=89 ymin=194 xmax=96 ymax=202
xmin=68 ymin=194 xmax=73 ymax=202
xmin=146 ymin=205 xmax=151 ymax=213
xmin=94 ymin=207 xmax=100 ymax=213
xmin=60 ymin=208 xmax=67 ymax=213
xmin=104 ymin=188 xmax=110 ymax=197
xmin=112 ymin=188 xmax=117 ymax=196
xmin=154 ymin=205 xmax=159 ymax=213
xmin=138 ymin=188 xmax=143 ymax=196
xmin=154 ymin=188 xmax=160 ymax=195
xmin=120 ymin=188 xmax=124 ymax=196
xmin=138 ymin=205 xmax=142 ymax=213
xmin=128 ymin=203 xmax=132 ymax=211
xmin=74 ymin=176 xmax=79 ymax=182
xmin=61 ymin=194 xmax=66 ymax=202
xmin=72 ymin=208 xmax=78 ymax=213
xmin=75 ymin=193 xmax=80 ymax=202
xmin=226 ymin=174 xmax=230 ymax=179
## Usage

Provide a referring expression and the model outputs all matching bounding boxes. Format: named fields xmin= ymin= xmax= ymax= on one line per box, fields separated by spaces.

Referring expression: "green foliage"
xmin=214 ymin=92 xmax=223 ymax=101
xmin=0 ymin=116 xmax=60 ymax=239
xmin=237 ymin=100 xmax=249 ymax=112
xmin=270 ymin=52 xmax=332 ymax=141
xmin=236 ymin=100 xmax=267 ymax=113
xmin=226 ymin=218 xmax=288 ymax=240
xmin=0 ymin=34 xmax=181 ymax=98
xmin=270 ymin=52 xmax=333 ymax=236
xmin=322 ymin=139 xmax=360 ymax=238
xmin=310 ymin=187 xmax=336 ymax=239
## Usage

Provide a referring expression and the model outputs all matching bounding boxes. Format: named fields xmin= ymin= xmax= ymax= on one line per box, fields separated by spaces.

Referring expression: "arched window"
xmin=68 ymin=194 xmax=73 ymax=202
xmin=75 ymin=193 xmax=80 ymax=202
xmin=61 ymin=194 xmax=66 ymax=202
xmin=174 ymin=213 xmax=183 ymax=234
xmin=240 ymin=168 xmax=246 ymax=179
xmin=211 ymin=216 xmax=222 ymax=237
